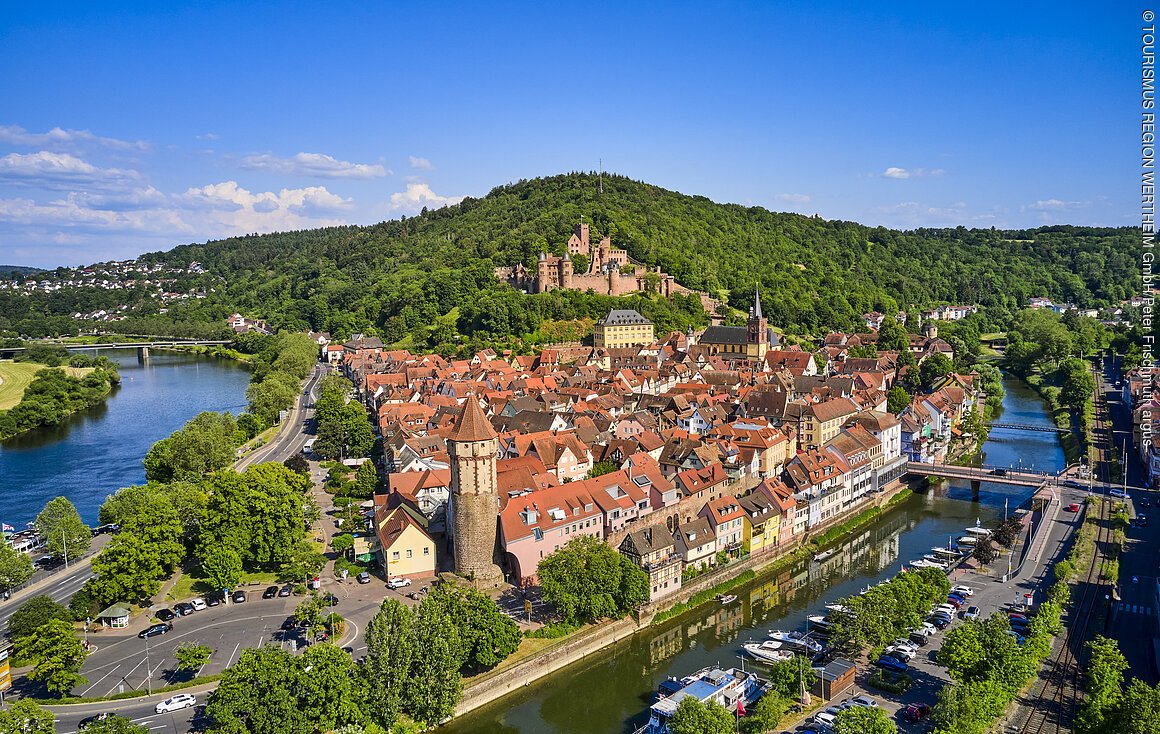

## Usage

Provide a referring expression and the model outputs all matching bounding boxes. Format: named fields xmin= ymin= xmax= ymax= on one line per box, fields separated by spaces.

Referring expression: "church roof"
xmin=449 ymin=398 xmax=498 ymax=443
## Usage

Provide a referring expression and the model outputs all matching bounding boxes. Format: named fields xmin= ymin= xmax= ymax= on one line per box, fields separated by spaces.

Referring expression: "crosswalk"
xmin=1115 ymin=602 xmax=1154 ymax=615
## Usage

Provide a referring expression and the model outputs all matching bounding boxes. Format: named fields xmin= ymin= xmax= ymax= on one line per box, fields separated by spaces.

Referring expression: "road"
xmin=234 ymin=364 xmax=325 ymax=471
xmin=1099 ymin=355 xmax=1159 ymax=685
xmin=0 ymin=534 xmax=114 ymax=630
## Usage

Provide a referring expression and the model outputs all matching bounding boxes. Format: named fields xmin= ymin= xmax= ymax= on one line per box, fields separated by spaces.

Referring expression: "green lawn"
xmin=166 ymin=569 xmax=282 ymax=601
xmin=0 ymin=360 xmax=42 ymax=410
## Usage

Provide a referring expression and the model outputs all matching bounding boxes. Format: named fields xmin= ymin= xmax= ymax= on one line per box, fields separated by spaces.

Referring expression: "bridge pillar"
xmin=970 ymin=479 xmax=981 ymax=501
xmin=137 ymin=346 xmax=150 ymax=363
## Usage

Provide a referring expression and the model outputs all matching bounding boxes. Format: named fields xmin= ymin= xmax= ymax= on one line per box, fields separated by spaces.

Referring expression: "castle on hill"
xmin=495 ymin=222 xmax=719 ymax=315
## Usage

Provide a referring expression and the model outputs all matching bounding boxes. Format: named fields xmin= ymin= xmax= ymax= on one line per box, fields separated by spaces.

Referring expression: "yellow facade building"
xmin=594 ymin=309 xmax=654 ymax=348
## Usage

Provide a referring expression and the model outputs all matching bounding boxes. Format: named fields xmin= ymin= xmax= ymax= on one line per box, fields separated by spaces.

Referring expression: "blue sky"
xmin=0 ymin=2 xmax=1135 ymax=267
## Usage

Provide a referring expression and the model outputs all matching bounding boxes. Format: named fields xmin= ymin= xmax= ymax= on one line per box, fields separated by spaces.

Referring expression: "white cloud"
xmin=0 ymin=124 xmax=150 ymax=151
xmin=0 ymin=151 xmax=141 ymax=190
xmin=195 ymin=132 xmax=220 ymax=141
xmin=882 ymin=167 xmax=944 ymax=180
xmin=387 ymin=182 xmax=464 ymax=212
xmin=239 ymin=152 xmax=389 ymax=179
xmin=1025 ymin=198 xmax=1087 ymax=211
xmin=408 ymin=155 xmax=433 ymax=170
xmin=775 ymin=193 xmax=811 ymax=204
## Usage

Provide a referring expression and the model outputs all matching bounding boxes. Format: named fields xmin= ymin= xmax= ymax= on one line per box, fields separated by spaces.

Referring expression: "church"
xmin=696 ymin=285 xmax=778 ymax=360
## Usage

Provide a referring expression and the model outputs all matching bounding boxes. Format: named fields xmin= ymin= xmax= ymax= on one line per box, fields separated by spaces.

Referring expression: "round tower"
xmin=448 ymin=398 xmax=504 ymax=585
xmin=923 ymin=321 xmax=938 ymax=340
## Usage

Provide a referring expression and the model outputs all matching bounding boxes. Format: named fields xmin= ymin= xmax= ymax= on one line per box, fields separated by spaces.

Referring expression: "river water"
xmin=445 ymin=374 xmax=1066 ymax=734
xmin=0 ymin=349 xmax=250 ymax=527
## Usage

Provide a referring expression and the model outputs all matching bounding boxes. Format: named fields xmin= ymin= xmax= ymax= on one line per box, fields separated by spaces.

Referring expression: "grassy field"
xmin=167 ymin=569 xmax=282 ymax=601
xmin=0 ymin=360 xmax=97 ymax=410
xmin=0 ymin=361 xmax=42 ymax=410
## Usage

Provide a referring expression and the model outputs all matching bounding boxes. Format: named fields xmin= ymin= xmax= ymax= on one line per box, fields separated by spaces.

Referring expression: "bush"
xmin=867 ymin=668 xmax=912 ymax=694
xmin=525 ymin=621 xmax=582 ymax=639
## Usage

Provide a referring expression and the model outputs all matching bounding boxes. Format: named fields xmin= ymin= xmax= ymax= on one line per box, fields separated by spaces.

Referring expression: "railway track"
xmin=1018 ymin=365 xmax=1116 ymax=734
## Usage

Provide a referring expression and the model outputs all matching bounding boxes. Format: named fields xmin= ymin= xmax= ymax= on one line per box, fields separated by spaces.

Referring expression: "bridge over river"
xmin=0 ymin=339 xmax=230 ymax=361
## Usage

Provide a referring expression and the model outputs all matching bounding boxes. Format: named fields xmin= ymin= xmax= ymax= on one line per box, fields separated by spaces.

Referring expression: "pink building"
xmin=499 ymin=482 xmax=603 ymax=586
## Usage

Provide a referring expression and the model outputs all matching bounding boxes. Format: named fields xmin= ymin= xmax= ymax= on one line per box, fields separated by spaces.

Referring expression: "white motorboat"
xmin=807 ymin=614 xmax=834 ymax=631
xmin=742 ymin=640 xmax=795 ymax=663
xmin=921 ymin=555 xmax=949 ymax=568
xmin=768 ymin=629 xmax=824 ymax=654
xmin=813 ymin=548 xmax=837 ymax=562
xmin=957 ymin=535 xmax=979 ymax=546
xmin=910 ymin=559 xmax=942 ymax=569
xmin=824 ymin=603 xmax=852 ymax=616
xmin=932 ymin=546 xmax=961 ymax=558
xmin=965 ymin=519 xmax=990 ymax=537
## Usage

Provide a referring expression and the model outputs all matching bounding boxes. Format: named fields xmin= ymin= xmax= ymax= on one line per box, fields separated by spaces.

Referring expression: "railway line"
xmin=1018 ymin=365 xmax=1116 ymax=734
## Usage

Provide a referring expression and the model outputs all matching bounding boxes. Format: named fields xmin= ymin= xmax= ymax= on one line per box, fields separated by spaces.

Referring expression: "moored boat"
xmin=957 ymin=535 xmax=979 ymax=546
xmin=742 ymin=640 xmax=795 ymax=663
xmin=640 ymin=667 xmax=770 ymax=734
xmin=806 ymin=614 xmax=834 ymax=631
xmin=813 ymin=548 xmax=836 ymax=562
xmin=768 ymin=629 xmax=824 ymax=654
xmin=717 ymin=594 xmax=738 ymax=604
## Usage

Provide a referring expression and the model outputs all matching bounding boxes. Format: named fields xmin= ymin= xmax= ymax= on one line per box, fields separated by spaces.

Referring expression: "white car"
xmin=190 ymin=597 xmax=207 ymax=611
xmin=155 ymin=693 xmax=196 ymax=713
xmin=890 ymin=639 xmax=920 ymax=654
xmin=849 ymin=695 xmax=879 ymax=709
xmin=934 ymin=604 xmax=957 ymax=616
xmin=813 ymin=711 xmax=839 ymax=727
xmin=387 ymin=576 xmax=412 ymax=589
xmin=885 ymin=646 xmax=915 ymax=662
xmin=951 ymin=585 xmax=975 ymax=597
xmin=963 ymin=605 xmax=981 ymax=621
xmin=1110 ymin=488 xmax=1129 ymax=499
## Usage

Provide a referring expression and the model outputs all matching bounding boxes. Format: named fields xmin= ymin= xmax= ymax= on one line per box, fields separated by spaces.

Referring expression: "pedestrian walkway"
xmin=1115 ymin=602 xmax=1153 ymax=616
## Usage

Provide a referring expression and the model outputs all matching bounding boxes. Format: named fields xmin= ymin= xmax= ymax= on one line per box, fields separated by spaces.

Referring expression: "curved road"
xmin=235 ymin=364 xmax=325 ymax=471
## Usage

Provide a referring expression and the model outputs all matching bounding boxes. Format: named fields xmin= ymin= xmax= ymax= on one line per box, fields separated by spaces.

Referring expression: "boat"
xmin=956 ymin=535 xmax=979 ymax=546
xmin=742 ymin=640 xmax=795 ymax=663
xmin=965 ymin=519 xmax=991 ymax=537
xmin=641 ymin=667 xmax=770 ymax=734
xmin=813 ymin=548 xmax=837 ymax=562
xmin=824 ymin=603 xmax=852 ymax=616
xmin=910 ymin=559 xmax=942 ymax=569
xmin=768 ymin=629 xmax=824 ymax=654
xmin=806 ymin=614 xmax=834 ymax=631
xmin=717 ymin=594 xmax=738 ymax=604
xmin=921 ymin=555 xmax=949 ymax=568
xmin=932 ymin=546 xmax=962 ymax=558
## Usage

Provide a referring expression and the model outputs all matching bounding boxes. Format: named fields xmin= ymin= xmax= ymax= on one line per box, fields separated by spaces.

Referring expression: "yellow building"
xmin=739 ymin=494 xmax=779 ymax=555
xmin=374 ymin=504 xmax=436 ymax=581
xmin=594 ymin=309 xmax=654 ymax=348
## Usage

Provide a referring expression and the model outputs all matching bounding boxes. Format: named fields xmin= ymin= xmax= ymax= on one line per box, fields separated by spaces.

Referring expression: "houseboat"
xmin=640 ymin=667 xmax=770 ymax=734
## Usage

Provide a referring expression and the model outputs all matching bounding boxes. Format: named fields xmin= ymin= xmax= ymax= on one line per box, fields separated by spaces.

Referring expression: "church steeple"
xmin=753 ymin=283 xmax=763 ymax=320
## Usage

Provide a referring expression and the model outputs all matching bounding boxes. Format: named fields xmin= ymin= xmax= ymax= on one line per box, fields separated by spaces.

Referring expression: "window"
xmin=391 ymin=551 xmax=400 ymax=560
xmin=423 ymin=547 xmax=430 ymax=556
xmin=406 ymin=549 xmax=413 ymax=559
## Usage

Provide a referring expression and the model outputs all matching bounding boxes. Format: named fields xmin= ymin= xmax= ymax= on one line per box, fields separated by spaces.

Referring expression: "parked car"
xmin=849 ymin=695 xmax=878 ymax=709
xmin=875 ymin=654 xmax=909 ymax=673
xmin=356 ymin=572 xmax=371 ymax=584
xmin=206 ymin=592 xmax=224 ymax=607
xmin=322 ymin=592 xmax=339 ymax=606
xmin=387 ymin=576 xmax=412 ymax=589
xmin=1006 ymin=630 xmax=1027 ymax=644
xmin=1138 ymin=515 xmax=1150 ymax=527
xmin=280 ymin=618 xmax=297 ymax=631
xmin=934 ymin=604 xmax=957 ymax=616
xmin=1066 ymin=503 xmax=1081 ymax=512
xmin=885 ymin=646 xmax=914 ymax=662
xmin=951 ymin=585 xmax=975 ymax=597
xmin=190 ymin=598 xmax=207 ymax=611
xmin=1008 ymin=612 xmax=1030 ymax=623
xmin=964 ymin=605 xmax=981 ymax=621
xmin=174 ymin=602 xmax=195 ymax=616
xmin=1142 ymin=499 xmax=1152 ymax=508
xmin=1111 ymin=488 xmax=1129 ymax=499
xmin=155 ymin=608 xmax=176 ymax=622
xmin=945 ymin=597 xmax=965 ymax=609
xmin=232 ymin=590 xmax=247 ymax=603
xmin=927 ymin=616 xmax=951 ymax=630
xmin=155 ymin=693 xmax=197 ymax=713
xmin=902 ymin=703 xmax=931 ymax=722
xmin=138 ymin=623 xmax=172 ymax=639
xmin=890 ymin=639 xmax=920 ymax=655
xmin=263 ymin=586 xmax=278 ymax=599
xmin=278 ymin=584 xmax=293 ymax=597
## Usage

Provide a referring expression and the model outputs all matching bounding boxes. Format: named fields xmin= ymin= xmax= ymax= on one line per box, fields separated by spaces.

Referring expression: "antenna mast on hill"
xmin=599 ymin=158 xmax=603 ymax=194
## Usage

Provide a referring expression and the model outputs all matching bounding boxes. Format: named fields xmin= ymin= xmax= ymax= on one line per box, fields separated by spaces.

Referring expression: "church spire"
xmin=753 ymin=283 xmax=763 ymax=320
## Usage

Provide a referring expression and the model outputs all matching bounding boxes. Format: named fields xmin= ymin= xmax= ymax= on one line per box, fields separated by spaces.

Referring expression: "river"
xmin=0 ymin=348 xmax=250 ymax=527
xmin=444 ymin=374 xmax=1066 ymax=734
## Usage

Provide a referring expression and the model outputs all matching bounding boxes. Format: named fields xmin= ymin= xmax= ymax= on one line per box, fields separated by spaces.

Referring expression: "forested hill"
xmin=130 ymin=173 xmax=1133 ymax=345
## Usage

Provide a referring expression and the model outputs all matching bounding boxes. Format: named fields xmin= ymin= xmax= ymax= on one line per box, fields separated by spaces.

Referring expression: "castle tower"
xmin=536 ymin=252 xmax=550 ymax=293
xmin=561 ymin=252 xmax=573 ymax=289
xmin=922 ymin=321 xmax=938 ymax=340
xmin=448 ymin=398 xmax=504 ymax=585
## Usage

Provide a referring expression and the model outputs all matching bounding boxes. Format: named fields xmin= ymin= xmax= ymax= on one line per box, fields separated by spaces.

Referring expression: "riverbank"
xmin=0 ymin=359 xmax=119 ymax=440
xmin=453 ymin=481 xmax=916 ymax=719
xmin=1022 ymin=372 xmax=1084 ymax=464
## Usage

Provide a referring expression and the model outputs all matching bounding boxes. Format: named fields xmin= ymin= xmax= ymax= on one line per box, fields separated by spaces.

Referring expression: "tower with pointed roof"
xmin=447 ymin=398 xmax=504 ymax=584
xmin=746 ymin=283 xmax=769 ymax=358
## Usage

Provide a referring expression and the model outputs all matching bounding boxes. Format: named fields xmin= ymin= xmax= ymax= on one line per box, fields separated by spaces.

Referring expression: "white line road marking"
xmin=226 ymin=642 xmax=241 ymax=667
xmin=81 ymin=663 xmax=121 ymax=695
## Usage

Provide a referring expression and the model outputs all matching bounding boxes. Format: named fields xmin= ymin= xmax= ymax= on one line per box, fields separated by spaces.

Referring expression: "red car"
xmin=1066 ymin=503 xmax=1080 ymax=513
xmin=903 ymin=703 xmax=931 ymax=722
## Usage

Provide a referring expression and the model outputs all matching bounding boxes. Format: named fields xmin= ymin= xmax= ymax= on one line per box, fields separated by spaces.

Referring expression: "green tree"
xmin=174 ymin=643 xmax=213 ymax=673
xmin=666 ymin=697 xmax=735 ymax=734
xmin=365 ymin=599 xmax=415 ymax=728
xmin=23 ymin=618 xmax=88 ymax=696
xmin=298 ymin=643 xmax=366 ymax=732
xmin=246 ymin=373 xmax=298 ymax=426
xmin=421 ymin=583 xmax=520 ymax=673
xmin=918 ymin=352 xmax=953 ymax=391
xmin=144 ymin=411 xmax=239 ymax=482
xmin=587 ymin=459 xmax=619 ymax=478
xmin=332 ymin=533 xmax=355 ymax=556
xmin=0 ymin=539 xmax=35 ymax=591
xmin=764 ymin=658 xmax=818 ymax=700
xmin=0 ymin=699 xmax=56 ymax=734
xmin=206 ymin=647 xmax=305 ymax=734
xmin=9 ymin=595 xmax=73 ymax=646
xmin=354 ymin=460 xmax=379 ymax=497
xmin=89 ymin=534 xmax=167 ymax=605
xmin=405 ymin=603 xmax=463 ymax=726
xmin=35 ymin=496 xmax=91 ymax=562
xmin=200 ymin=546 xmax=243 ymax=591
xmin=739 ymin=691 xmax=790 ymax=733
xmin=75 ymin=714 xmax=148 ymax=734
xmin=972 ymin=541 xmax=998 ymax=566
xmin=877 ymin=316 xmax=909 ymax=352
xmin=1099 ymin=678 xmax=1160 ymax=734
xmin=1077 ymin=635 xmax=1129 ymax=734
xmin=886 ymin=385 xmax=911 ymax=414
xmin=834 ymin=706 xmax=896 ymax=734
xmin=200 ymin=463 xmax=310 ymax=569
xmin=538 ymin=535 xmax=649 ymax=623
